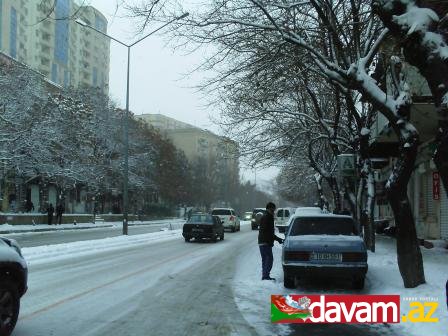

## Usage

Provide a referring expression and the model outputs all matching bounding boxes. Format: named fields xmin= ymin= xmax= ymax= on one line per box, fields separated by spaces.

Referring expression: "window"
xmin=0 ymin=0 xmax=3 ymax=49
xmin=187 ymin=214 xmax=213 ymax=223
xmin=95 ymin=15 xmax=106 ymax=33
xmin=276 ymin=209 xmax=284 ymax=217
xmin=51 ymin=63 xmax=58 ymax=83
xmin=54 ymin=0 xmax=69 ymax=65
xmin=10 ymin=6 xmax=17 ymax=58
xmin=92 ymin=67 xmax=98 ymax=86
xmin=289 ymin=217 xmax=357 ymax=236
xmin=64 ymin=70 xmax=70 ymax=87
xmin=211 ymin=209 xmax=231 ymax=216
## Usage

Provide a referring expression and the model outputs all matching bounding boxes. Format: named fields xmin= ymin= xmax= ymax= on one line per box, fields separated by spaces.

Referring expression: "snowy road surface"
xmin=12 ymin=225 xmax=414 ymax=335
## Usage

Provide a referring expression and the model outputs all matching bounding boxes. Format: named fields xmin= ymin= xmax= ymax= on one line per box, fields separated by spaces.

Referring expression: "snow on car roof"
xmin=291 ymin=213 xmax=353 ymax=219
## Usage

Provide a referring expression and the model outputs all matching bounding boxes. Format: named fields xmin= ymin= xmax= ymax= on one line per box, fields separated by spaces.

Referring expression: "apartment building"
xmin=138 ymin=113 xmax=194 ymax=131
xmin=0 ymin=0 xmax=110 ymax=91
xmin=138 ymin=113 xmax=240 ymax=181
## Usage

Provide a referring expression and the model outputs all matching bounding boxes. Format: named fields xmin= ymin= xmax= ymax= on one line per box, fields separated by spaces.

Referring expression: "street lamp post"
xmin=76 ymin=13 xmax=189 ymax=235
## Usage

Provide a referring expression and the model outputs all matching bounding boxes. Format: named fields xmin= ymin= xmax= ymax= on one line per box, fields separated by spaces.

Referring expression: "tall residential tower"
xmin=0 ymin=0 xmax=110 ymax=91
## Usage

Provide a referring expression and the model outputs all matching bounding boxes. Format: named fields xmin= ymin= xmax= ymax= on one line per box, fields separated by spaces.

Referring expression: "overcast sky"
xmin=87 ymin=0 xmax=279 ymax=189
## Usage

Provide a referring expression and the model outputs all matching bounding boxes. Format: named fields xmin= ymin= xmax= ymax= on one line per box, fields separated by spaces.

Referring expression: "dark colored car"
xmin=282 ymin=214 xmax=367 ymax=289
xmin=0 ymin=237 xmax=28 ymax=336
xmin=183 ymin=214 xmax=225 ymax=242
xmin=251 ymin=208 xmax=266 ymax=230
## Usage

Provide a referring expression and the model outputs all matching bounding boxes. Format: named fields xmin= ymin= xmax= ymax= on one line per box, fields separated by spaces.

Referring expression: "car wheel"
xmin=0 ymin=278 xmax=20 ymax=336
xmin=353 ymin=277 xmax=365 ymax=290
xmin=220 ymin=232 xmax=224 ymax=240
xmin=231 ymin=226 xmax=236 ymax=232
xmin=184 ymin=237 xmax=190 ymax=242
xmin=283 ymin=272 xmax=296 ymax=289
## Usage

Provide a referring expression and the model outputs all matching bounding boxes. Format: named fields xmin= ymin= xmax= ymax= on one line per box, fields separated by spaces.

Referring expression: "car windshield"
xmin=211 ymin=209 xmax=231 ymax=215
xmin=253 ymin=209 xmax=266 ymax=215
xmin=289 ymin=217 xmax=356 ymax=236
xmin=187 ymin=214 xmax=213 ymax=223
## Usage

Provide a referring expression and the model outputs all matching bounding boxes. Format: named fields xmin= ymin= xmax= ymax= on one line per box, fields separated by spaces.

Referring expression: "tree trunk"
xmin=386 ymin=135 xmax=425 ymax=288
xmin=328 ymin=176 xmax=342 ymax=213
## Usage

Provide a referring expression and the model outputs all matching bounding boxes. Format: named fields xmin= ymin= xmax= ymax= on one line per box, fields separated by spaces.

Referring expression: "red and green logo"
xmin=271 ymin=295 xmax=312 ymax=323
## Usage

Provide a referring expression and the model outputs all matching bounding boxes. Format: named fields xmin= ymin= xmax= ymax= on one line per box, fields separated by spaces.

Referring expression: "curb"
xmin=0 ymin=224 xmax=115 ymax=234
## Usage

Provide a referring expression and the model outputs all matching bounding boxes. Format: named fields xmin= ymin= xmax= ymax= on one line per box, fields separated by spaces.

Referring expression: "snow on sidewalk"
xmin=0 ymin=218 xmax=185 ymax=234
xmin=22 ymin=229 xmax=183 ymax=266
xmin=232 ymin=235 xmax=447 ymax=336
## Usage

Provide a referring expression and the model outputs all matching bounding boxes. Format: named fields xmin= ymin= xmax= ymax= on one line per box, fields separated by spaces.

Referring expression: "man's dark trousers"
xmin=259 ymin=245 xmax=273 ymax=279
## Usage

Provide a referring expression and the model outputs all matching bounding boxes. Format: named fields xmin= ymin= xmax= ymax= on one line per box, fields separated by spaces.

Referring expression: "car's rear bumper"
xmin=223 ymin=224 xmax=236 ymax=230
xmin=183 ymin=232 xmax=216 ymax=239
xmin=282 ymin=263 xmax=368 ymax=279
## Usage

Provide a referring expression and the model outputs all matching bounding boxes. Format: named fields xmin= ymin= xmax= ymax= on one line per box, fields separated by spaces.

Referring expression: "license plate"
xmin=192 ymin=228 xmax=203 ymax=232
xmin=311 ymin=252 xmax=342 ymax=261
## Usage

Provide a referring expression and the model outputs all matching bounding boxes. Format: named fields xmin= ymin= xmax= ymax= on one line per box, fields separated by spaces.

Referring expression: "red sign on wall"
xmin=433 ymin=172 xmax=440 ymax=200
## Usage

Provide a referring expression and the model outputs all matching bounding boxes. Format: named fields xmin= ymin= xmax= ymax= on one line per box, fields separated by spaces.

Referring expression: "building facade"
xmin=138 ymin=113 xmax=240 ymax=205
xmin=370 ymin=62 xmax=448 ymax=240
xmin=138 ymin=113 xmax=195 ymax=131
xmin=0 ymin=0 xmax=110 ymax=91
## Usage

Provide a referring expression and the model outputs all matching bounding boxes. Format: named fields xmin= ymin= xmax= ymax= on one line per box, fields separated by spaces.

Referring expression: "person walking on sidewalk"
xmin=47 ymin=203 xmax=54 ymax=225
xmin=25 ymin=199 xmax=34 ymax=213
xmin=258 ymin=202 xmax=284 ymax=280
xmin=56 ymin=202 xmax=64 ymax=225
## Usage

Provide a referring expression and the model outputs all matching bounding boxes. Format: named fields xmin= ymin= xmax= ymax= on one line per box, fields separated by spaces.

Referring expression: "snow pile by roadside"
xmin=0 ymin=218 xmax=185 ymax=234
xmin=232 ymin=235 xmax=447 ymax=336
xmin=22 ymin=229 xmax=183 ymax=266
xmin=0 ymin=222 xmax=113 ymax=233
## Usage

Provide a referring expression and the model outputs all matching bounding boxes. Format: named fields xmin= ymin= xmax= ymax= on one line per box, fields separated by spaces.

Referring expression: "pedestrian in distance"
xmin=47 ymin=203 xmax=54 ymax=225
xmin=25 ymin=199 xmax=34 ymax=213
xmin=56 ymin=202 xmax=64 ymax=225
xmin=258 ymin=202 xmax=284 ymax=281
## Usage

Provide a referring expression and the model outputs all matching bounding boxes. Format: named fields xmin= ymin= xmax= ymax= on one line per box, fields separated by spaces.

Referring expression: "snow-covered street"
xmin=8 ymin=221 xmax=445 ymax=336
xmin=14 ymin=222 xmax=257 ymax=336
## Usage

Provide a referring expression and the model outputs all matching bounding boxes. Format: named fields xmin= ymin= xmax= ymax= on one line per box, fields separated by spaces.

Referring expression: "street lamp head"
xmin=75 ymin=18 xmax=87 ymax=27
xmin=178 ymin=12 xmax=190 ymax=20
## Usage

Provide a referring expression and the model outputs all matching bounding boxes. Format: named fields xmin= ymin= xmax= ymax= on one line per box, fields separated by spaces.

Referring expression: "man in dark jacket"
xmin=47 ymin=203 xmax=54 ymax=225
xmin=56 ymin=203 xmax=64 ymax=225
xmin=258 ymin=202 xmax=284 ymax=280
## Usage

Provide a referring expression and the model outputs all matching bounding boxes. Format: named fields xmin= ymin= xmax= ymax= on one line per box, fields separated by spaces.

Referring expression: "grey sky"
xmin=87 ymin=0 xmax=279 ymax=188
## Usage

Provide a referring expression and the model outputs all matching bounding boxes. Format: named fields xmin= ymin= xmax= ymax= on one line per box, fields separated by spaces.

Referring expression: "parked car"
xmin=183 ymin=214 xmax=224 ymax=242
xmin=210 ymin=208 xmax=240 ymax=232
xmin=282 ymin=214 xmax=367 ymax=289
xmin=243 ymin=212 xmax=252 ymax=221
xmin=0 ymin=237 xmax=28 ymax=336
xmin=275 ymin=207 xmax=295 ymax=233
xmin=251 ymin=208 xmax=266 ymax=230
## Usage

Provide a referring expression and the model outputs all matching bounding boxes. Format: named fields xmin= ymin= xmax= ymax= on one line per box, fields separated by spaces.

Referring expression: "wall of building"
xmin=0 ymin=0 xmax=110 ymax=91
